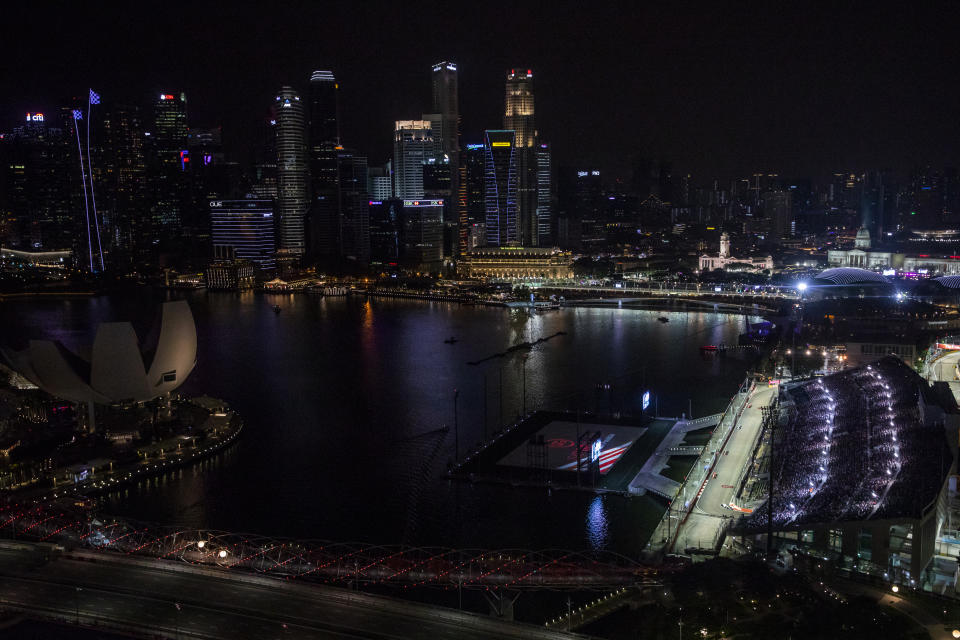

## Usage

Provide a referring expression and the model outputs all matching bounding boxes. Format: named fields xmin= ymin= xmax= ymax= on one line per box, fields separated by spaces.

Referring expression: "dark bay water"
xmin=1 ymin=291 xmax=760 ymax=554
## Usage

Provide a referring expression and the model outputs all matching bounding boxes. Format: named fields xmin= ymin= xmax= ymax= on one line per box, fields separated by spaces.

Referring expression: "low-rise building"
xmin=458 ymin=247 xmax=574 ymax=280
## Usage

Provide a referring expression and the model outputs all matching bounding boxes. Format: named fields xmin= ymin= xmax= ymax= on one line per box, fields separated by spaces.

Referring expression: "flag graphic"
xmin=89 ymin=89 xmax=100 ymax=105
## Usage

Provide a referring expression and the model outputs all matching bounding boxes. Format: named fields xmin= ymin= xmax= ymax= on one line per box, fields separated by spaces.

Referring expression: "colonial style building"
xmin=699 ymin=233 xmax=773 ymax=272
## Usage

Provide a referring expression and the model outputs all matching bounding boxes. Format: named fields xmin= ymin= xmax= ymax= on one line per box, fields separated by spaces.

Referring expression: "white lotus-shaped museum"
xmin=2 ymin=300 xmax=197 ymax=404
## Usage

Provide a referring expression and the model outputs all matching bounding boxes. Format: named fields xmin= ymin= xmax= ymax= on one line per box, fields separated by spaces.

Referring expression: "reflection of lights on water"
xmin=586 ymin=496 xmax=609 ymax=550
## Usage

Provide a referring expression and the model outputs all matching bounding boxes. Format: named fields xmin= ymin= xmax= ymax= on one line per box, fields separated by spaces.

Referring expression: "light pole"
xmin=522 ymin=355 xmax=528 ymax=415
xmin=453 ymin=389 xmax=459 ymax=464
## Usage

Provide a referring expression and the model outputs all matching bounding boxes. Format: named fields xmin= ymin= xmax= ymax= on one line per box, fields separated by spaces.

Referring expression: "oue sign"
xmin=25 ymin=112 xmax=44 ymax=122
xmin=209 ymin=201 xmax=223 ymax=208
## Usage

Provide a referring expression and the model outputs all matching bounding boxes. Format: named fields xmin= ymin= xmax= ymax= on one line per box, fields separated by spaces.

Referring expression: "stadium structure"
xmin=734 ymin=357 xmax=959 ymax=585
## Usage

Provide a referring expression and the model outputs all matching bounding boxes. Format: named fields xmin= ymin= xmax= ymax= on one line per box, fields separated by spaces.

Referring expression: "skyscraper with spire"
xmin=274 ymin=86 xmax=308 ymax=256
xmin=504 ymin=69 xmax=538 ymax=245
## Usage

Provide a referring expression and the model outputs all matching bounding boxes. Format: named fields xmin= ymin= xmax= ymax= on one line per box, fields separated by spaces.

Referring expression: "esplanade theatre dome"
xmin=808 ymin=267 xmax=894 ymax=298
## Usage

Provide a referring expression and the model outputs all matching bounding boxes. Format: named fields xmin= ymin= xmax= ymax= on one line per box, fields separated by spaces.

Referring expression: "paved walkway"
xmin=628 ymin=414 xmax=722 ymax=497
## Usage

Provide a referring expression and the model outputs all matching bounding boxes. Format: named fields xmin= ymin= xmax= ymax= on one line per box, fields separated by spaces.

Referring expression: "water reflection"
xmin=586 ymin=496 xmax=609 ymax=550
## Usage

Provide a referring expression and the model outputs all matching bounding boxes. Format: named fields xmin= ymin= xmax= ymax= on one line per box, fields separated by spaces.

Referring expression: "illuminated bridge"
xmin=0 ymin=503 xmax=656 ymax=591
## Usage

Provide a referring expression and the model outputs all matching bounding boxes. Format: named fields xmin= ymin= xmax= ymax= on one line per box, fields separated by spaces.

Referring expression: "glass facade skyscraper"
xmin=307 ymin=70 xmax=340 ymax=264
xmin=536 ymin=142 xmax=552 ymax=246
xmin=392 ymin=120 xmax=432 ymax=200
xmin=151 ymin=92 xmax=188 ymax=239
xmin=274 ymin=86 xmax=308 ymax=256
xmin=504 ymin=69 xmax=537 ymax=246
xmin=209 ymin=197 xmax=276 ymax=270
xmin=483 ymin=130 xmax=518 ymax=247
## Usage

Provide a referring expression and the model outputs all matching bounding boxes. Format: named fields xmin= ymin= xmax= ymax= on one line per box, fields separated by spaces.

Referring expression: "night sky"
xmin=4 ymin=2 xmax=960 ymax=181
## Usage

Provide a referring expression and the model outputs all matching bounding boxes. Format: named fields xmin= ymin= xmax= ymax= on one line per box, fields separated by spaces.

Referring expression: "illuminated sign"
xmin=403 ymin=200 xmax=444 ymax=207
xmin=179 ymin=150 xmax=189 ymax=171
xmin=882 ymin=269 xmax=896 ymax=276
xmin=577 ymin=171 xmax=588 ymax=177
xmin=368 ymin=201 xmax=383 ymax=206
xmin=25 ymin=112 xmax=44 ymax=122
xmin=491 ymin=141 xmax=511 ymax=147
xmin=209 ymin=201 xmax=222 ymax=207
xmin=591 ymin=170 xmax=600 ymax=176
xmin=466 ymin=144 xmax=483 ymax=150
xmin=642 ymin=391 xmax=651 ymax=411
xmin=591 ymin=439 xmax=602 ymax=463
xmin=159 ymin=94 xmax=174 ymax=100
xmin=937 ymin=343 xmax=960 ymax=351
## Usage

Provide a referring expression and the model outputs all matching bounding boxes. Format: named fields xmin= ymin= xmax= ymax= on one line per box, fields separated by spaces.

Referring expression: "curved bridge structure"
xmin=1 ymin=503 xmax=656 ymax=591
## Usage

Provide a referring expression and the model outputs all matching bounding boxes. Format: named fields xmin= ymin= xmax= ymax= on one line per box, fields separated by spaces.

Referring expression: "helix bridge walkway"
xmin=0 ymin=503 xmax=658 ymax=591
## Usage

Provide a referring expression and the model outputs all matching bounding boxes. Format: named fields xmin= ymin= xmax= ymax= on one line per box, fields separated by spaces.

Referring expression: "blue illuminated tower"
xmin=483 ymin=130 xmax=518 ymax=246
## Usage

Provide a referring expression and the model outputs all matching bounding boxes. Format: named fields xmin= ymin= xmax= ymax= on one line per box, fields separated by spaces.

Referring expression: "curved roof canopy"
xmin=814 ymin=267 xmax=890 ymax=286
xmin=2 ymin=301 xmax=196 ymax=404
xmin=933 ymin=275 xmax=960 ymax=290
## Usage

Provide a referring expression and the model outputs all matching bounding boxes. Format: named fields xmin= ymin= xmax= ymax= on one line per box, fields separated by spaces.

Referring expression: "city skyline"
xmin=4 ymin=3 xmax=960 ymax=181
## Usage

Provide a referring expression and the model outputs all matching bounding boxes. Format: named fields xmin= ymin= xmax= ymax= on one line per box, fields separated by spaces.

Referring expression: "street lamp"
xmin=891 ymin=584 xmax=899 ymax=593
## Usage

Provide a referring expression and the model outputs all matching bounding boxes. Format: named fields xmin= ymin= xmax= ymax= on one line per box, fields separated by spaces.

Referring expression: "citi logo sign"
xmin=25 ymin=113 xmax=44 ymax=122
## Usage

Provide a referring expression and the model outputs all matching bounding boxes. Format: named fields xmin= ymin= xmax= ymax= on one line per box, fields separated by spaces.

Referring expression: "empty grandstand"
xmin=735 ymin=357 xmax=958 ymax=582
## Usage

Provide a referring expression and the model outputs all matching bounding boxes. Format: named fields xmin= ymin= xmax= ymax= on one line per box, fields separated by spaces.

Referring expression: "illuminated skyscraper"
xmin=392 ymin=120 xmax=432 ymax=199
xmin=536 ymin=142 xmax=552 ymax=246
xmin=151 ymin=92 xmax=188 ymax=238
xmin=307 ymin=70 xmax=340 ymax=264
xmin=424 ymin=62 xmax=459 ymax=227
xmin=504 ymin=69 xmax=537 ymax=245
xmin=274 ymin=86 xmax=309 ymax=256
xmin=484 ymin=130 xmax=518 ymax=247
xmin=209 ymin=198 xmax=276 ymax=270
xmin=100 ymin=104 xmax=149 ymax=265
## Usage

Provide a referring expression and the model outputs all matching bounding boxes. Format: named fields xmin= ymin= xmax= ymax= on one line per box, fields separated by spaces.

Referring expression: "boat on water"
xmin=273 ymin=305 xmax=282 ymax=314
xmin=444 ymin=336 xmax=458 ymax=344
xmin=657 ymin=316 xmax=669 ymax=323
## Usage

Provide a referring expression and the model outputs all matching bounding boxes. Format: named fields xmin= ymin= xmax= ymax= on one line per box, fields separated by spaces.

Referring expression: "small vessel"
xmin=444 ymin=336 xmax=458 ymax=344
xmin=273 ymin=305 xmax=281 ymax=314
xmin=657 ymin=316 xmax=669 ymax=323
xmin=700 ymin=345 xmax=718 ymax=352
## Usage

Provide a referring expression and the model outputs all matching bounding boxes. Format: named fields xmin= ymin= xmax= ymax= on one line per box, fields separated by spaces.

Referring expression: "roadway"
xmin=671 ymin=385 xmax=776 ymax=553
xmin=929 ymin=348 xmax=960 ymax=405
xmin=0 ymin=545 xmax=586 ymax=640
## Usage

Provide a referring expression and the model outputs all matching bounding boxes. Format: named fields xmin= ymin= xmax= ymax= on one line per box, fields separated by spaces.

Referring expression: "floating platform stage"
xmin=497 ymin=420 xmax=646 ymax=475
xmin=452 ymin=411 xmax=672 ymax=492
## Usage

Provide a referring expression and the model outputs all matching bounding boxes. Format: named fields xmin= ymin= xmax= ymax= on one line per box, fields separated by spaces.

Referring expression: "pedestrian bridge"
xmin=1 ymin=503 xmax=656 ymax=590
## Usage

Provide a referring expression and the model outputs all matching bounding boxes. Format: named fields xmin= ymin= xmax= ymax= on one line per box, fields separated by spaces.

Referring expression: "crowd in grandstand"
xmin=749 ymin=357 xmax=950 ymax=530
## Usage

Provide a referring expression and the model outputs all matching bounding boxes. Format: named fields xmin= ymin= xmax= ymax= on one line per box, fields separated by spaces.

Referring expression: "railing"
xmin=645 ymin=378 xmax=754 ymax=555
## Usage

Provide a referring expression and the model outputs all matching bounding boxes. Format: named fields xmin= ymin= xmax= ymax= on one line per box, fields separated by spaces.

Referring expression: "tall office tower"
xmin=368 ymin=164 xmax=393 ymax=200
xmin=0 ymin=112 xmax=74 ymax=253
xmin=504 ymin=69 xmax=537 ymax=245
xmin=400 ymin=199 xmax=444 ymax=272
xmin=368 ymin=199 xmax=402 ymax=268
xmin=456 ymin=143 xmax=485 ymax=254
xmin=557 ymin=168 xmax=603 ymax=250
xmin=337 ymin=149 xmax=370 ymax=266
xmin=273 ymin=86 xmax=309 ymax=256
xmin=100 ymin=104 xmax=148 ymax=266
xmin=424 ymin=62 xmax=460 ymax=224
xmin=307 ymin=70 xmax=341 ymax=265
xmin=392 ymin=120 xmax=432 ymax=199
xmin=209 ymin=197 xmax=276 ymax=270
xmin=764 ymin=190 xmax=793 ymax=243
xmin=535 ymin=143 xmax=552 ymax=246
xmin=150 ymin=92 xmax=188 ymax=239
xmin=483 ymin=130 xmax=518 ymax=246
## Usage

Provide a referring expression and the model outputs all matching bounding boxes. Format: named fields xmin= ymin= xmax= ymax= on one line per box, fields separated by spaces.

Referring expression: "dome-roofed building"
xmin=807 ymin=267 xmax=895 ymax=299
xmin=1 ymin=301 xmax=197 ymax=431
